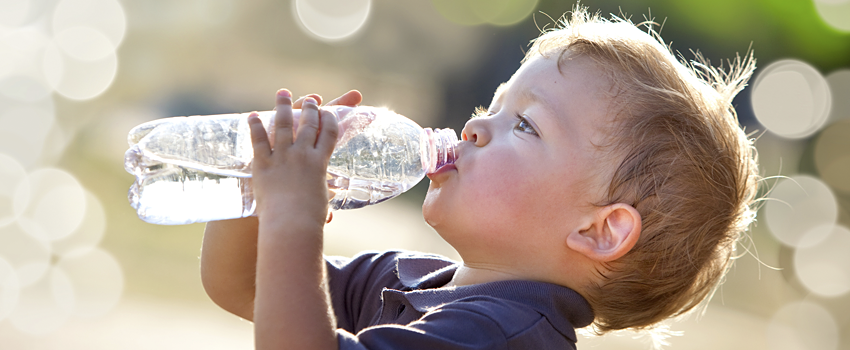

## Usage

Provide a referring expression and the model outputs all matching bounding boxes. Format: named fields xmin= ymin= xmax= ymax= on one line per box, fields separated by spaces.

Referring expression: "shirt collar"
xmin=394 ymin=255 xmax=595 ymax=341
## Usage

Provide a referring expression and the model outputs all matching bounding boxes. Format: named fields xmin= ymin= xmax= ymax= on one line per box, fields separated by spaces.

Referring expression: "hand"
xmin=292 ymin=90 xmax=363 ymax=109
xmin=251 ymin=89 xmax=344 ymax=350
xmin=292 ymin=90 xmax=363 ymax=224
xmin=248 ymin=89 xmax=339 ymax=228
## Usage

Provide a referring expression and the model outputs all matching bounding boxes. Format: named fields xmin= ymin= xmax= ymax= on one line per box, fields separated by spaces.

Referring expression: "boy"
xmin=200 ymin=6 xmax=759 ymax=349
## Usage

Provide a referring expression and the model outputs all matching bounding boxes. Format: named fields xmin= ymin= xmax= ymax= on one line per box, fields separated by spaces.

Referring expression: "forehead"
xmin=501 ymin=53 xmax=613 ymax=98
xmin=500 ymin=54 xmax=616 ymax=126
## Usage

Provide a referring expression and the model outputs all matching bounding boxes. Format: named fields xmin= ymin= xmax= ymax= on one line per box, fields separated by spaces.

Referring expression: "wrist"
xmin=256 ymin=197 xmax=328 ymax=228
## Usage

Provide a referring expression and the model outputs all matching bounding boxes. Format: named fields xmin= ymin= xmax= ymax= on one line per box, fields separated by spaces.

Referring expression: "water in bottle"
xmin=124 ymin=106 xmax=458 ymax=225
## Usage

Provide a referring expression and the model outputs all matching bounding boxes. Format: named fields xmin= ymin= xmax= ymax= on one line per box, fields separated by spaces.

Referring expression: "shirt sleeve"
xmin=325 ymin=251 xmax=405 ymax=333
xmin=336 ymin=302 xmax=510 ymax=350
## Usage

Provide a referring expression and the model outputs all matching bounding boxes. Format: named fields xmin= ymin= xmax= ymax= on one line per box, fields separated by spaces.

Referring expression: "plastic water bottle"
xmin=124 ymin=106 xmax=458 ymax=225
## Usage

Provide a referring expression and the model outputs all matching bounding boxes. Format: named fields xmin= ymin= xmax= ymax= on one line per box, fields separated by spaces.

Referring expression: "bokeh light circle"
xmin=0 ymin=153 xmax=28 ymax=227
xmin=2 ymin=24 xmax=50 ymax=65
xmin=0 ymin=74 xmax=53 ymax=103
xmin=0 ymin=26 xmax=51 ymax=101
xmin=51 ymin=190 xmax=106 ymax=256
xmin=766 ymin=301 xmax=839 ymax=350
xmin=0 ymin=256 xmax=21 ymax=321
xmin=764 ymin=175 xmax=838 ymax=248
xmin=0 ymin=224 xmax=50 ymax=287
xmin=55 ymin=247 xmax=123 ymax=318
xmin=752 ymin=59 xmax=832 ymax=139
xmin=433 ymin=0 xmax=538 ymax=26
xmin=794 ymin=224 xmax=850 ymax=297
xmin=9 ymin=268 xmax=73 ymax=335
xmin=293 ymin=0 xmax=371 ymax=42
xmin=483 ymin=0 xmax=538 ymax=26
xmin=52 ymin=0 xmax=126 ymax=48
xmin=814 ymin=120 xmax=850 ymax=194
xmin=54 ymin=26 xmax=115 ymax=62
xmin=0 ymin=102 xmax=56 ymax=168
xmin=814 ymin=0 xmax=850 ymax=32
xmin=13 ymin=168 xmax=87 ymax=242
xmin=43 ymin=41 xmax=118 ymax=100
xmin=0 ymin=38 xmax=17 ymax=80
xmin=826 ymin=69 xmax=850 ymax=123
xmin=0 ymin=0 xmax=30 ymax=27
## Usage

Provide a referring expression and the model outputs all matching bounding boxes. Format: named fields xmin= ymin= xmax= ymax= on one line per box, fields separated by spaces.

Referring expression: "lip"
xmin=427 ymin=163 xmax=457 ymax=181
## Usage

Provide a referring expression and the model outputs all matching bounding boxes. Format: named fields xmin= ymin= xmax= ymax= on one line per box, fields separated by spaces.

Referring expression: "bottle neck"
xmin=424 ymin=128 xmax=459 ymax=174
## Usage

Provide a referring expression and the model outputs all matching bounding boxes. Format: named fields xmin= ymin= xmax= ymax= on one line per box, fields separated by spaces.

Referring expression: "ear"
xmin=566 ymin=203 xmax=641 ymax=262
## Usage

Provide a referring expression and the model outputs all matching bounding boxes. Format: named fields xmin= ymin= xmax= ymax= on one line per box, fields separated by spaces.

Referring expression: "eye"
xmin=514 ymin=114 xmax=538 ymax=136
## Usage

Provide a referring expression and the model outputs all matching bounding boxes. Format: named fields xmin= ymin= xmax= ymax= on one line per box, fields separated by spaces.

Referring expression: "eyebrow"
xmin=496 ymin=82 xmax=545 ymax=106
xmin=520 ymin=89 xmax=545 ymax=106
xmin=521 ymin=88 xmax=562 ymax=139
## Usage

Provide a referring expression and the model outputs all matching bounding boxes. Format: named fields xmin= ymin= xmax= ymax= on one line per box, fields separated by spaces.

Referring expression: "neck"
xmin=445 ymin=263 xmax=526 ymax=288
xmin=445 ymin=256 xmax=595 ymax=298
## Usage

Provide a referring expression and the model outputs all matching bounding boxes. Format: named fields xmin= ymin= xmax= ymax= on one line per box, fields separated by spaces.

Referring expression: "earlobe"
xmin=566 ymin=203 xmax=641 ymax=262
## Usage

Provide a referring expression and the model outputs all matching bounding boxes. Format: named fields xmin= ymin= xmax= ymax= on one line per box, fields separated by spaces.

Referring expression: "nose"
xmin=461 ymin=117 xmax=491 ymax=146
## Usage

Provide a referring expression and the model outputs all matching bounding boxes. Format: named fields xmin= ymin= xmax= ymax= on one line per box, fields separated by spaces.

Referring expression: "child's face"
xmin=423 ymin=53 xmax=616 ymax=266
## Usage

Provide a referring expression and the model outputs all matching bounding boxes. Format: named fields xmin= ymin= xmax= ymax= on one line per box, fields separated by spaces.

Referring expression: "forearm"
xmin=254 ymin=216 xmax=337 ymax=350
xmin=201 ymin=217 xmax=260 ymax=320
xmin=248 ymin=91 xmax=340 ymax=349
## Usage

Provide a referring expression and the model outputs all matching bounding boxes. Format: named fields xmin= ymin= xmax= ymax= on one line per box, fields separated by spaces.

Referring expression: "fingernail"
xmin=277 ymin=89 xmax=291 ymax=99
xmin=304 ymin=97 xmax=316 ymax=105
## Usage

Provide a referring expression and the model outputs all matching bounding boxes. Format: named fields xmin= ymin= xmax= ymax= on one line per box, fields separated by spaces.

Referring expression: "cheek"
xmin=474 ymin=157 xmax=581 ymax=219
xmin=461 ymin=160 xmax=538 ymax=219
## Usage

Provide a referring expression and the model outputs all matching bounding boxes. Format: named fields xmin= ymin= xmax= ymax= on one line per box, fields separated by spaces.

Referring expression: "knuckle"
xmin=302 ymin=100 xmax=319 ymax=110
xmin=326 ymin=127 xmax=339 ymax=140
xmin=321 ymin=111 xmax=338 ymax=131
xmin=302 ymin=114 xmax=320 ymax=130
xmin=301 ymin=122 xmax=319 ymax=135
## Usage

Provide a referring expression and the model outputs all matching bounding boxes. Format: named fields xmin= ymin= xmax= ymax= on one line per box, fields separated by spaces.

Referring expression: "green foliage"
xmin=535 ymin=0 xmax=850 ymax=70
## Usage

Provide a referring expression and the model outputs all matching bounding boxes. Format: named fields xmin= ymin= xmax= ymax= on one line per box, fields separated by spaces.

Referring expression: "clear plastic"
xmin=124 ymin=106 xmax=458 ymax=225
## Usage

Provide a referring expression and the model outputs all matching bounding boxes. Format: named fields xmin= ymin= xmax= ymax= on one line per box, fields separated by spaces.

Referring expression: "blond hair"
xmin=525 ymin=6 xmax=759 ymax=333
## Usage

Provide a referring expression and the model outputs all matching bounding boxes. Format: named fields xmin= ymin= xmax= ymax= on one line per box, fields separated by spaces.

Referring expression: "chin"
xmin=422 ymin=191 xmax=451 ymax=229
xmin=421 ymin=196 xmax=440 ymax=228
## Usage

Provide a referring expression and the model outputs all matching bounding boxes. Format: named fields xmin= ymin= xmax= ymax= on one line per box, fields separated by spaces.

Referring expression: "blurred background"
xmin=0 ymin=0 xmax=848 ymax=349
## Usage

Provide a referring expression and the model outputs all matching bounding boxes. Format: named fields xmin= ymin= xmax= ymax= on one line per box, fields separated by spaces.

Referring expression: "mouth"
xmin=426 ymin=163 xmax=457 ymax=181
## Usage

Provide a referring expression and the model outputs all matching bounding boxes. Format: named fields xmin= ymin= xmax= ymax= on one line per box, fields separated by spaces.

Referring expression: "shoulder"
xmin=384 ymin=296 xmax=571 ymax=349
xmin=344 ymin=298 xmax=515 ymax=350
xmin=410 ymin=287 xmax=581 ymax=349
xmin=337 ymin=291 xmax=576 ymax=350
xmin=434 ymin=296 xmax=558 ymax=340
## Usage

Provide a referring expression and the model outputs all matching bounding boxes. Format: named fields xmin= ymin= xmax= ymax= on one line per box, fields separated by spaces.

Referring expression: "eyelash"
xmin=514 ymin=114 xmax=538 ymax=136
xmin=470 ymin=106 xmax=539 ymax=136
xmin=469 ymin=106 xmax=539 ymax=136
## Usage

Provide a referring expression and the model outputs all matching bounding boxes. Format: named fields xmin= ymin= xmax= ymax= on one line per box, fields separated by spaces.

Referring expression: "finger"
xmin=295 ymin=97 xmax=321 ymax=148
xmin=274 ymin=89 xmax=295 ymax=147
xmin=248 ymin=112 xmax=271 ymax=161
xmin=315 ymin=109 xmax=339 ymax=154
xmin=325 ymin=90 xmax=363 ymax=107
xmin=292 ymin=93 xmax=322 ymax=109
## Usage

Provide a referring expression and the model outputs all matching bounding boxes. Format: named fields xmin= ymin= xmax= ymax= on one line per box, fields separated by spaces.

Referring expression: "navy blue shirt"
xmin=326 ymin=251 xmax=594 ymax=349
